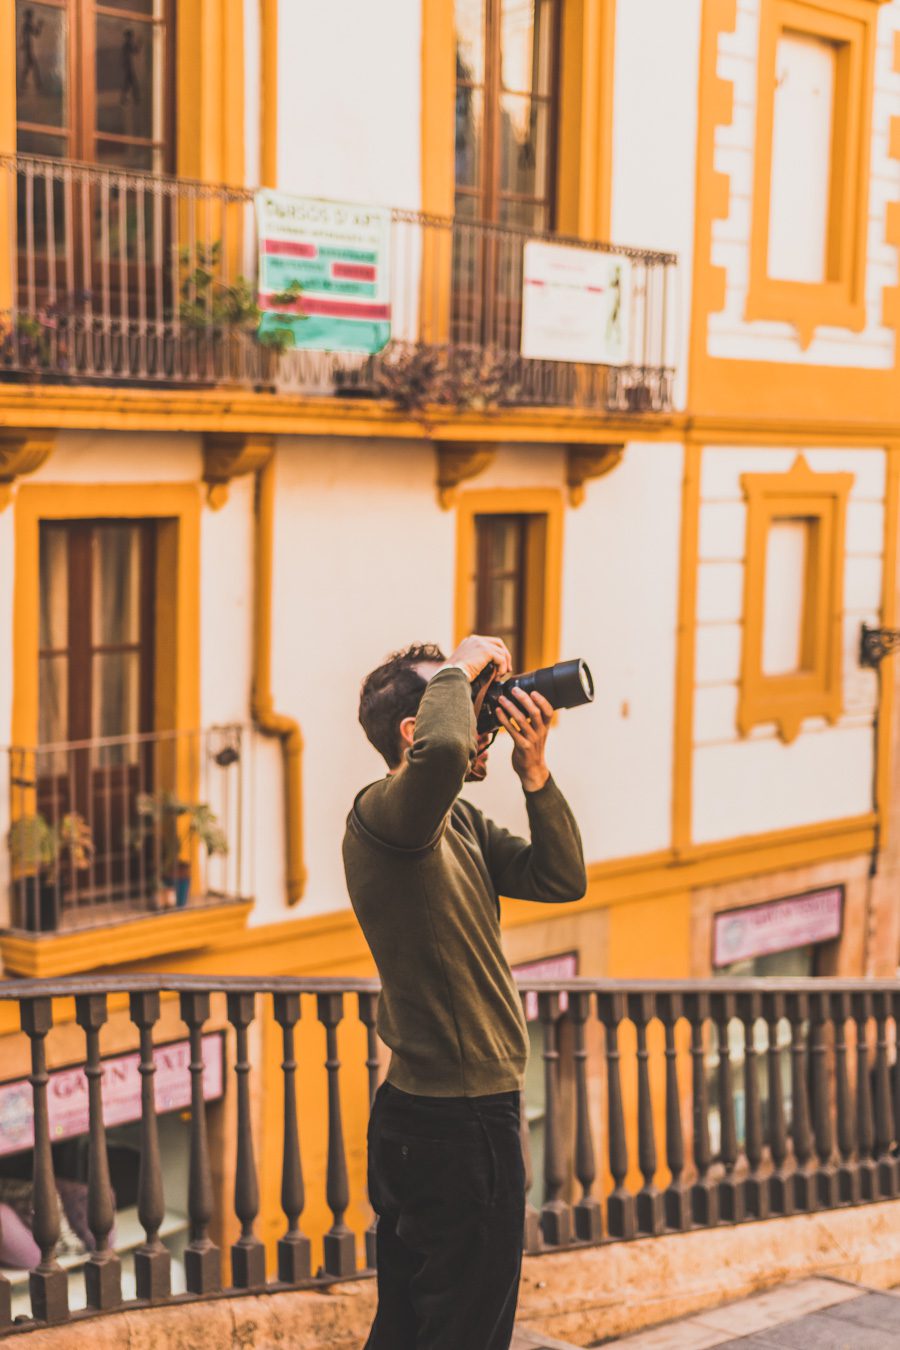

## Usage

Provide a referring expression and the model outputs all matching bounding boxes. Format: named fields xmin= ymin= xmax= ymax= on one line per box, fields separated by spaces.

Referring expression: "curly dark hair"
xmin=359 ymin=643 xmax=448 ymax=768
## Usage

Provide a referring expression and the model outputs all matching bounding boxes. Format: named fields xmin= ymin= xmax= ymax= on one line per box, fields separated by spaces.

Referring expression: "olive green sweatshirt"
xmin=342 ymin=666 xmax=587 ymax=1097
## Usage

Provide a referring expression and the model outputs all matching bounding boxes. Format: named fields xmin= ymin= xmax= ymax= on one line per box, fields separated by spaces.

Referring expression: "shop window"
xmin=738 ymin=457 xmax=853 ymax=744
xmin=455 ymin=489 xmax=563 ymax=674
xmin=746 ymin=0 xmax=878 ymax=346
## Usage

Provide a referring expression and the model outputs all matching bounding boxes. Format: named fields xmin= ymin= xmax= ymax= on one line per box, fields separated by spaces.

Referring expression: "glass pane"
xmin=456 ymin=0 xmax=485 ymax=84
xmin=762 ymin=518 xmax=814 ymax=676
xmin=501 ymin=0 xmax=555 ymax=96
xmin=96 ymin=14 xmax=155 ymax=141
xmin=39 ymin=525 xmax=68 ymax=650
xmin=483 ymin=516 xmax=522 ymax=571
xmin=455 ymin=86 xmax=483 ymax=190
xmin=498 ymin=197 xmax=548 ymax=231
xmin=97 ymin=0 xmax=155 ymax=12
xmin=15 ymin=2 xmax=68 ymax=131
xmin=16 ymin=127 xmax=67 ymax=157
xmin=92 ymin=651 xmax=140 ymax=743
xmin=499 ymin=94 xmax=550 ymax=200
xmin=38 ymin=654 xmax=68 ymax=748
xmin=94 ymin=139 xmax=155 ymax=171
xmin=92 ymin=525 xmax=141 ymax=646
xmin=489 ymin=576 xmax=518 ymax=630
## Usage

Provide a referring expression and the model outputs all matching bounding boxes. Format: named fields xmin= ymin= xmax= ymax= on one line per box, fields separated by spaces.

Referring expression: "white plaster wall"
xmin=693 ymin=446 xmax=885 ymax=844
xmin=26 ymin=432 xmax=203 ymax=484
xmin=610 ymin=0 xmax=702 ymax=410
xmin=708 ymin=0 xmax=900 ymax=367
xmin=276 ymin=0 xmax=422 ymax=210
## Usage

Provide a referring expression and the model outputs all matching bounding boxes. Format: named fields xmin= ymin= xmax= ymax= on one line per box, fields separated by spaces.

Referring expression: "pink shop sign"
xmin=713 ymin=886 xmax=844 ymax=969
xmin=0 ymin=1033 xmax=224 ymax=1158
xmin=513 ymin=952 xmax=578 ymax=1022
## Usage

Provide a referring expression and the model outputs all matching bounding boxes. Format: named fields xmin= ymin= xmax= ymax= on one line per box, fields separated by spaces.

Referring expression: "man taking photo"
xmin=343 ymin=634 xmax=587 ymax=1350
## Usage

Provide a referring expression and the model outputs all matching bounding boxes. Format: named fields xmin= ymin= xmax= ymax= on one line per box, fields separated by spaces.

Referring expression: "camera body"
xmin=472 ymin=658 xmax=595 ymax=734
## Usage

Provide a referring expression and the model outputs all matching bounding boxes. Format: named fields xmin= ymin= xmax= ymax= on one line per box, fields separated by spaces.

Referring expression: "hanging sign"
xmin=521 ymin=241 xmax=631 ymax=365
xmin=712 ymin=886 xmax=844 ymax=969
xmin=512 ymin=951 xmax=578 ymax=1022
xmin=256 ymin=190 xmax=392 ymax=354
xmin=0 ymin=1033 xmax=224 ymax=1157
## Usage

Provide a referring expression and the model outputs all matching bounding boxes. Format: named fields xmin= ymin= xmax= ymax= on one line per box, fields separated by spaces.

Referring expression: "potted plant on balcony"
xmin=7 ymin=812 xmax=95 ymax=933
xmin=132 ymin=791 xmax=228 ymax=910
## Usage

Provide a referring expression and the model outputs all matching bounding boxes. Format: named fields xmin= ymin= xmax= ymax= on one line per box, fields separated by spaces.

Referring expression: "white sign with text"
xmin=521 ymin=241 xmax=631 ymax=365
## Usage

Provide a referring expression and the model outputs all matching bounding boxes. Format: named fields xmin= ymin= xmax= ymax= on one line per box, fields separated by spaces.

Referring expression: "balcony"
xmin=0 ymin=975 xmax=896 ymax=1343
xmin=2 ymin=726 xmax=251 ymax=977
xmin=0 ymin=153 xmax=677 ymax=413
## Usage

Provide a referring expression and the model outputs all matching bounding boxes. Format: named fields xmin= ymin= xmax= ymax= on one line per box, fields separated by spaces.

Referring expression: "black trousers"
xmin=364 ymin=1081 xmax=525 ymax=1350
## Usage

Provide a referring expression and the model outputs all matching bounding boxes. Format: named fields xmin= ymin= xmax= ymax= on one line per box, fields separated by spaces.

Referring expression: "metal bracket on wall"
xmin=860 ymin=623 xmax=900 ymax=668
xmin=565 ymin=443 xmax=625 ymax=507
xmin=0 ymin=430 xmax=56 ymax=510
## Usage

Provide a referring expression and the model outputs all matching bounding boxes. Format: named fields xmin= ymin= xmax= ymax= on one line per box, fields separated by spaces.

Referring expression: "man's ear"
xmin=397 ymin=716 xmax=417 ymax=754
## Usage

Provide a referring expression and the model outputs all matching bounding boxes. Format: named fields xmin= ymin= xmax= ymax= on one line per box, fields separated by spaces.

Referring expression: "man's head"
xmin=359 ymin=643 xmax=448 ymax=769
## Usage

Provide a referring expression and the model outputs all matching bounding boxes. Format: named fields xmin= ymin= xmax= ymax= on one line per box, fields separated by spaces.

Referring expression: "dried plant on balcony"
xmin=374 ymin=342 xmax=525 ymax=413
xmin=7 ymin=812 xmax=95 ymax=884
xmin=130 ymin=790 xmax=228 ymax=883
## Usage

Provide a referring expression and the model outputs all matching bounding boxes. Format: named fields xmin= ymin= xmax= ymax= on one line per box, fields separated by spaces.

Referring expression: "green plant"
xmin=131 ymin=790 xmax=228 ymax=879
xmin=8 ymin=812 xmax=95 ymax=882
xmin=177 ymin=244 xmax=303 ymax=354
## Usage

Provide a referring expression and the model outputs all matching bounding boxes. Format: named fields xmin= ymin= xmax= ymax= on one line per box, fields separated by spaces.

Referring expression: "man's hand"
xmin=444 ymin=635 xmax=512 ymax=684
xmin=496 ymin=687 xmax=553 ymax=793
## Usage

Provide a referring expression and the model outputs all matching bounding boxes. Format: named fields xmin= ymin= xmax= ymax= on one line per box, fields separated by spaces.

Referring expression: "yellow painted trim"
xmin=0 ymin=902 xmax=253 ymax=979
xmin=420 ymin=0 xmax=614 ymax=237
xmin=738 ymin=455 xmax=853 ymax=743
xmin=12 ymin=483 xmax=201 ymax=749
xmin=884 ymin=32 xmax=900 ymax=329
xmin=177 ymin=0 xmax=245 ymax=185
xmin=0 ymin=0 xmax=14 ymax=311
xmin=453 ymin=488 xmax=564 ymax=669
xmin=689 ymin=0 xmax=900 ymax=425
xmin=673 ymin=441 xmax=702 ymax=854
xmin=876 ymin=444 xmax=900 ymax=837
xmin=253 ymin=453 xmax=306 ymax=904
xmin=260 ymin=0 xmax=278 ymax=187
xmin=746 ymin=0 xmax=876 ymax=347
xmin=556 ymin=0 xmax=616 ymax=240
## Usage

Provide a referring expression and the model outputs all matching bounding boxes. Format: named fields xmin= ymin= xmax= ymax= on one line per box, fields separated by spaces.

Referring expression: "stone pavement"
xmin=588 ymin=1277 xmax=900 ymax=1348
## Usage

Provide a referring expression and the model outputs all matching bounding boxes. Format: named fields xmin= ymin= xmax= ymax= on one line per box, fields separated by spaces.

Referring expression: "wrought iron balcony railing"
xmin=0 ymin=975 xmax=896 ymax=1333
xmin=0 ymin=153 xmax=677 ymax=410
xmin=3 ymin=725 xmax=247 ymax=935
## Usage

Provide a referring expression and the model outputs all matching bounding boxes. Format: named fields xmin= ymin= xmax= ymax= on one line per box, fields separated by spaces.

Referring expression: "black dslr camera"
xmin=471 ymin=658 xmax=595 ymax=735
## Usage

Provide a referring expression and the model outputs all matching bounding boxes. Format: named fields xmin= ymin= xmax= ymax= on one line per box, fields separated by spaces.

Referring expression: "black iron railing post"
xmin=872 ymin=991 xmax=896 ymax=1199
xmin=853 ymin=991 xmax=878 ymax=1201
xmin=686 ymin=993 xmax=718 ymax=1227
xmin=75 ymin=993 xmax=122 ymax=1310
xmin=713 ymin=992 xmax=743 ymax=1223
xmin=272 ymin=992 xmax=312 ymax=1284
xmin=569 ymin=991 xmax=602 ymax=1242
xmin=787 ymin=993 xmax=816 ymax=1212
xmin=598 ymin=991 xmax=636 ymax=1239
xmin=538 ymin=991 xmax=572 ymax=1246
xmin=764 ymin=991 xmax=792 ymax=1216
xmin=738 ymin=991 xmax=768 ymax=1219
xmin=358 ymin=991 xmax=380 ymax=1270
xmin=129 ymin=989 xmax=172 ymax=1300
xmin=629 ymin=992 xmax=663 ymax=1235
xmin=179 ymin=991 xmax=221 ymax=1295
xmin=658 ymin=992 xmax=691 ymax=1232
xmin=317 ymin=992 xmax=357 ymax=1277
xmin=834 ymin=991 xmax=859 ymax=1204
xmin=20 ymin=997 xmax=68 ymax=1324
xmin=226 ymin=992 xmax=266 ymax=1288
xmin=810 ymin=991 xmax=838 ymax=1209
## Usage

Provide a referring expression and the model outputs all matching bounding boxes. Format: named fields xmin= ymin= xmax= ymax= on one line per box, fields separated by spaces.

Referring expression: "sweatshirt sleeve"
xmin=355 ymin=666 xmax=476 ymax=850
xmin=481 ymin=777 xmax=587 ymax=903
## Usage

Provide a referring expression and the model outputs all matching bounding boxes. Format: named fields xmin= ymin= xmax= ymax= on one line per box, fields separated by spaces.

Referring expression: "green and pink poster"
xmin=255 ymin=190 xmax=392 ymax=354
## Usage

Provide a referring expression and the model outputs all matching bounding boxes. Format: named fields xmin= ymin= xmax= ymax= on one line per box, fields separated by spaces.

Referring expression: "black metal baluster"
xmin=738 ymin=992 xmax=767 ymax=1219
xmin=570 ymin=992 xmax=601 ymax=1242
xmin=317 ymin=993 xmax=356 ymax=1276
xmin=21 ymin=998 xmax=68 ymax=1324
xmin=272 ymin=993 xmax=311 ymax=1284
xmin=598 ymin=992 xmax=635 ymax=1239
xmin=873 ymin=992 xmax=896 ymax=1199
xmin=659 ymin=993 xmax=690 ymax=1231
xmin=835 ymin=992 xmax=859 ymax=1204
xmin=538 ymin=992 xmax=572 ymax=1246
xmin=358 ymin=991 xmax=380 ymax=1269
xmin=893 ymin=993 xmax=900 ymax=1198
xmin=765 ymin=992 xmax=792 ymax=1216
xmin=226 ymin=993 xmax=266 ymax=1287
xmin=129 ymin=990 xmax=171 ymax=1300
xmin=787 ymin=993 xmax=816 ymax=1212
xmin=75 ymin=994 xmax=121 ymax=1309
xmin=179 ymin=992 xmax=221 ymax=1294
xmin=686 ymin=993 xmax=718 ymax=1227
xmin=629 ymin=993 xmax=663 ymax=1234
xmin=713 ymin=993 xmax=743 ymax=1223
xmin=854 ymin=991 xmax=877 ymax=1201
xmin=810 ymin=992 xmax=837 ymax=1209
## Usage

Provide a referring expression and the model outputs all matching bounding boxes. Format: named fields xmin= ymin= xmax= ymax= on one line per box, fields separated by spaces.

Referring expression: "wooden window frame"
xmin=745 ymin=0 xmax=882 ymax=348
xmin=455 ymin=488 xmax=564 ymax=671
xmin=738 ymin=456 xmax=853 ymax=744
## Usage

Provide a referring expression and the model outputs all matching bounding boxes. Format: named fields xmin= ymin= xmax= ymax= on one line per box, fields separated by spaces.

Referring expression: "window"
xmin=15 ymin=0 xmax=175 ymax=169
xmin=738 ymin=457 xmax=853 ymax=743
xmin=455 ymin=0 xmax=562 ymax=232
xmin=456 ymin=488 xmax=563 ymax=673
xmin=746 ymin=0 xmax=878 ymax=346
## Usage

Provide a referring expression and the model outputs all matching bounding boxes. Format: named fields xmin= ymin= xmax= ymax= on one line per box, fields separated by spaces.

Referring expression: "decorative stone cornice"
xmin=0 ymin=430 xmax=55 ymax=510
xmin=566 ymin=443 xmax=625 ymax=507
xmin=202 ymin=432 xmax=276 ymax=509
xmin=435 ymin=441 xmax=495 ymax=509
